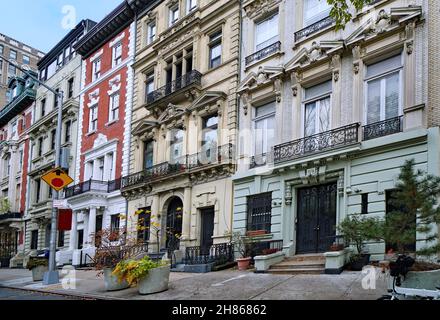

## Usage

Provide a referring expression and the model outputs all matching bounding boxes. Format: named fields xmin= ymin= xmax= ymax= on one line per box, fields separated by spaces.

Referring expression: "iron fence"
xmin=184 ymin=243 xmax=234 ymax=266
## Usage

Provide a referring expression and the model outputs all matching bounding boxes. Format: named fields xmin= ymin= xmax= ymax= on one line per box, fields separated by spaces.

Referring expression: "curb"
xmin=0 ymin=284 xmax=127 ymax=300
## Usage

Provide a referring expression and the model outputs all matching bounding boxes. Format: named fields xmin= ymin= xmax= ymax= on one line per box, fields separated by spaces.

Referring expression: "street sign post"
xmin=41 ymin=168 xmax=74 ymax=191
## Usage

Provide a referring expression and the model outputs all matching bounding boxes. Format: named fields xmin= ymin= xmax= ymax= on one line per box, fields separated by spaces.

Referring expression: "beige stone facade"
xmin=122 ymin=0 xmax=240 ymax=255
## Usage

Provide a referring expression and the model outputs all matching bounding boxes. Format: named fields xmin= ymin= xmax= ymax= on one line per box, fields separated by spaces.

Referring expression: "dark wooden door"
xmin=296 ymin=183 xmax=337 ymax=254
xmin=95 ymin=215 xmax=103 ymax=247
xmin=77 ymin=230 xmax=84 ymax=250
xmin=200 ymin=207 xmax=215 ymax=255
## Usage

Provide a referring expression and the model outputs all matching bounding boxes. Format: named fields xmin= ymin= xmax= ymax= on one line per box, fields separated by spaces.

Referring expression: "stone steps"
xmin=267 ymin=254 xmax=325 ymax=275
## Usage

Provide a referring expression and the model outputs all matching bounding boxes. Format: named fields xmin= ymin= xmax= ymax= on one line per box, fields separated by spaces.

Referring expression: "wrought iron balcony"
xmin=363 ymin=116 xmax=403 ymax=141
xmin=273 ymin=123 xmax=360 ymax=164
xmin=145 ymin=70 xmax=202 ymax=105
xmin=294 ymin=16 xmax=334 ymax=43
xmin=245 ymin=41 xmax=281 ymax=66
xmin=0 ymin=212 xmax=22 ymax=221
xmin=121 ymin=144 xmax=235 ymax=190
xmin=64 ymin=178 xmax=122 ymax=199
xmin=184 ymin=242 xmax=233 ymax=266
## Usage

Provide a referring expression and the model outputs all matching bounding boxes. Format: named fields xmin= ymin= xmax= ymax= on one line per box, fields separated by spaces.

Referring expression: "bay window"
xmin=303 ymin=80 xmax=332 ymax=137
xmin=303 ymin=0 xmax=331 ymax=26
xmin=365 ymin=54 xmax=402 ymax=125
xmin=255 ymin=13 xmax=279 ymax=51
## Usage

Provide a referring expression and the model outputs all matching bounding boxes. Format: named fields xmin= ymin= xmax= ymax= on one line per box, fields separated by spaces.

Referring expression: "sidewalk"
xmin=0 ymin=267 xmax=387 ymax=300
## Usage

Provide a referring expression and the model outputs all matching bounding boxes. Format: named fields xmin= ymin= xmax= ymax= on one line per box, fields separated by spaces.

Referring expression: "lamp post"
xmin=0 ymin=55 xmax=63 ymax=284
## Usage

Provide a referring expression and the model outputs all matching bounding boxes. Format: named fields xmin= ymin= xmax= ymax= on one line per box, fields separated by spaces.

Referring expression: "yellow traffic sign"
xmin=41 ymin=168 xmax=74 ymax=191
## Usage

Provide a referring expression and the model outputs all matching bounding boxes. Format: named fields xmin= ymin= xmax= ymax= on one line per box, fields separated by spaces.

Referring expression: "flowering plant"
xmin=112 ymin=256 xmax=168 ymax=286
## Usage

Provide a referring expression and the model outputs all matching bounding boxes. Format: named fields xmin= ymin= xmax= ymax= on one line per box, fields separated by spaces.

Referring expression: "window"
xmin=0 ymin=60 xmax=3 ymax=75
xmin=9 ymin=50 xmax=17 ymax=60
xmin=37 ymin=137 xmax=44 ymax=157
xmin=46 ymin=60 xmax=57 ymax=80
xmin=107 ymin=152 xmax=114 ymax=181
xmin=50 ymin=129 xmax=56 ymax=150
xmin=169 ymin=6 xmax=179 ymax=26
xmin=186 ymin=0 xmax=197 ymax=13
xmin=253 ymin=102 xmax=275 ymax=163
xmin=23 ymin=55 xmax=30 ymax=65
xmin=201 ymin=115 xmax=218 ymax=162
xmin=77 ymin=230 xmax=84 ymax=249
xmin=89 ymin=104 xmax=98 ymax=132
xmin=57 ymin=52 xmax=64 ymax=69
xmin=8 ymin=63 xmax=16 ymax=75
xmin=97 ymin=157 xmax=104 ymax=181
xmin=365 ymin=54 xmax=402 ymax=125
xmin=40 ymin=99 xmax=46 ymax=117
xmin=143 ymin=140 xmax=154 ymax=169
xmin=303 ymin=80 xmax=332 ymax=136
xmin=255 ymin=13 xmax=279 ymax=51
xmin=30 ymin=230 xmax=38 ymax=250
xmin=304 ymin=0 xmax=331 ymax=26
xmin=64 ymin=120 xmax=71 ymax=143
xmin=18 ymin=149 xmax=23 ymax=172
xmin=35 ymin=178 xmax=41 ymax=203
xmin=92 ymin=59 xmax=101 ymax=81
xmin=145 ymin=72 xmax=155 ymax=100
xmin=247 ymin=192 xmax=272 ymax=233
xmin=67 ymin=78 xmax=74 ymax=98
xmin=137 ymin=207 xmax=151 ymax=242
xmin=361 ymin=193 xmax=368 ymax=215
xmin=11 ymin=121 xmax=17 ymax=137
xmin=147 ymin=22 xmax=156 ymax=45
xmin=109 ymin=93 xmax=120 ymax=122
xmin=110 ymin=214 xmax=120 ymax=234
xmin=3 ymin=155 xmax=10 ymax=177
xmin=112 ymin=42 xmax=123 ymax=67
xmin=170 ymin=129 xmax=184 ymax=164
xmin=208 ymin=30 xmax=222 ymax=69
xmin=57 ymin=230 xmax=65 ymax=247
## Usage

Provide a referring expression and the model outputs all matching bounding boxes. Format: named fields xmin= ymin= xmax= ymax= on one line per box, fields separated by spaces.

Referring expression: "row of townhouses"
xmin=0 ymin=0 xmax=439 ymax=269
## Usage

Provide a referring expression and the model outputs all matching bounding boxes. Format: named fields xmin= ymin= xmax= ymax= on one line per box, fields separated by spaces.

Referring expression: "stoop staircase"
xmin=267 ymin=253 xmax=326 ymax=275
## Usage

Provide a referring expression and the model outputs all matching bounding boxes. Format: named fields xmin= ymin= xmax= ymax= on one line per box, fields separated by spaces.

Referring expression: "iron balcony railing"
xmin=245 ymin=41 xmax=281 ymax=66
xmin=363 ymin=116 xmax=403 ymax=141
xmin=273 ymin=123 xmax=360 ymax=164
xmin=184 ymin=242 xmax=234 ymax=266
xmin=0 ymin=212 xmax=22 ymax=221
xmin=64 ymin=178 xmax=122 ymax=199
xmin=294 ymin=16 xmax=334 ymax=42
xmin=145 ymin=70 xmax=202 ymax=104
xmin=121 ymin=144 xmax=234 ymax=189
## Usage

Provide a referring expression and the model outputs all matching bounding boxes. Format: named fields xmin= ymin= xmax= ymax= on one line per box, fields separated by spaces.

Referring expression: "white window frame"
xmin=301 ymin=82 xmax=332 ymax=137
xmin=255 ymin=13 xmax=279 ymax=51
xmin=89 ymin=103 xmax=98 ymax=133
xmin=147 ymin=21 xmax=156 ymax=45
xmin=169 ymin=5 xmax=179 ymax=26
xmin=252 ymin=102 xmax=276 ymax=158
xmin=303 ymin=0 xmax=331 ymax=27
xmin=112 ymin=42 xmax=122 ymax=67
xmin=109 ymin=92 xmax=120 ymax=122
xmin=186 ymin=0 xmax=197 ymax=13
xmin=92 ymin=58 xmax=101 ymax=81
xmin=363 ymin=54 xmax=404 ymax=125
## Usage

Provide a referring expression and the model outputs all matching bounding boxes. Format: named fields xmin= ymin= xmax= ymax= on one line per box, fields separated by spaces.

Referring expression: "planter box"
xmin=324 ymin=248 xmax=352 ymax=274
xmin=103 ymin=268 xmax=130 ymax=292
xmin=138 ymin=265 xmax=171 ymax=295
xmin=254 ymin=251 xmax=285 ymax=273
xmin=246 ymin=230 xmax=267 ymax=237
xmin=401 ymin=269 xmax=440 ymax=290
xmin=31 ymin=265 xmax=48 ymax=281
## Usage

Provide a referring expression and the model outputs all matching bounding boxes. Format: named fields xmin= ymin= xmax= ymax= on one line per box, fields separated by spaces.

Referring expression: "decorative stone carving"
xmin=240 ymin=92 xmax=250 ymax=116
xmin=243 ymin=0 xmax=281 ymax=19
xmin=406 ymin=40 xmax=414 ymax=55
xmin=274 ymin=78 xmax=282 ymax=102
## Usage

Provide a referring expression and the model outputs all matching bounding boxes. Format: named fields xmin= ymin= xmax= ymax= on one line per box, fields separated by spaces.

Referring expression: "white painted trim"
xmin=90 ymin=49 xmax=104 ymax=62
xmin=109 ymin=32 xmax=125 ymax=48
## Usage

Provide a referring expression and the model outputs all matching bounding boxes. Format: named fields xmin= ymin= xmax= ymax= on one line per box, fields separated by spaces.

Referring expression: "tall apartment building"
xmin=0 ymin=33 xmax=44 ymax=108
xmin=121 ymin=0 xmax=240 ymax=266
xmin=0 ymin=71 xmax=36 ymax=267
xmin=232 ymin=0 xmax=436 ymax=267
xmin=22 ymin=20 xmax=96 ymax=267
xmin=60 ymin=3 xmax=135 ymax=266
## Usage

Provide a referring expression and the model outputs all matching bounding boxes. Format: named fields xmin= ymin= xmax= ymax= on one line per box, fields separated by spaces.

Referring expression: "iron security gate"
xmin=296 ymin=183 xmax=337 ymax=254
xmin=0 ymin=232 xmax=18 ymax=268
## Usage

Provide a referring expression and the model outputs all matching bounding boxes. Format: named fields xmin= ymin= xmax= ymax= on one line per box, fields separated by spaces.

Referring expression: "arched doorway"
xmin=165 ymin=197 xmax=183 ymax=251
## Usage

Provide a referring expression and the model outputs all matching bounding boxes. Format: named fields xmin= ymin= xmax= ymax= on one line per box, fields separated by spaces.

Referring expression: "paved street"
xmin=0 ymin=287 xmax=83 ymax=300
xmin=0 ymin=267 xmax=387 ymax=300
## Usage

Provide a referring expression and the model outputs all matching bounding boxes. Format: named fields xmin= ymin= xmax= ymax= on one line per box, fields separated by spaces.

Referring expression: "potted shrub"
xmin=229 ymin=231 xmax=256 ymax=271
xmin=112 ymin=256 xmax=171 ymax=295
xmin=27 ymin=257 xmax=48 ymax=281
xmin=338 ymin=215 xmax=381 ymax=271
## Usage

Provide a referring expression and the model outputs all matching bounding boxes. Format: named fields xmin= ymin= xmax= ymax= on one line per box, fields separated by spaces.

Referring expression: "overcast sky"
xmin=0 ymin=0 xmax=123 ymax=53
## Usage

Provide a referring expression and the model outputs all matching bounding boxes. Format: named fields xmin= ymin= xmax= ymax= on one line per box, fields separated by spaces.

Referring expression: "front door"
xmin=296 ymin=183 xmax=337 ymax=254
xmin=166 ymin=197 xmax=183 ymax=251
xmin=95 ymin=215 xmax=103 ymax=247
xmin=200 ymin=207 xmax=215 ymax=255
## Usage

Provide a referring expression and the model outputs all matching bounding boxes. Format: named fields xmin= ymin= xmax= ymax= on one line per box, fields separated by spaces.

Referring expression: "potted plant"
xmin=338 ymin=215 xmax=381 ymax=271
xmin=27 ymin=257 xmax=48 ymax=281
xmin=112 ymin=256 xmax=171 ymax=295
xmin=229 ymin=231 xmax=256 ymax=270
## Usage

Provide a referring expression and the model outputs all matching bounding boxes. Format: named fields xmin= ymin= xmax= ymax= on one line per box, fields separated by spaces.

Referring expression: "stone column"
xmin=69 ymin=211 xmax=77 ymax=250
xmin=83 ymin=210 xmax=89 ymax=247
xmin=87 ymin=207 xmax=97 ymax=247
xmin=151 ymin=195 xmax=161 ymax=252
xmin=182 ymin=187 xmax=192 ymax=248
